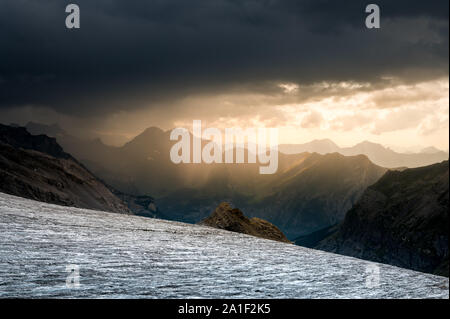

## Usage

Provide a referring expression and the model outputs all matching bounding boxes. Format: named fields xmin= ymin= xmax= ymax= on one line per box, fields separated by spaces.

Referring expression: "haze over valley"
xmin=19 ymin=122 xmax=449 ymax=240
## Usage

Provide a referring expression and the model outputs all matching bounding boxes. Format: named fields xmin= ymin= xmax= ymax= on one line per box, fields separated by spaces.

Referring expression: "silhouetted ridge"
xmin=0 ymin=124 xmax=70 ymax=159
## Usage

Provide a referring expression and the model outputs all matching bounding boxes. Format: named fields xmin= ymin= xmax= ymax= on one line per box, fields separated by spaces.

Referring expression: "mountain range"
xmin=279 ymin=139 xmax=448 ymax=168
xmin=2 ymin=122 xmax=448 ymax=276
xmin=23 ymin=122 xmax=390 ymax=238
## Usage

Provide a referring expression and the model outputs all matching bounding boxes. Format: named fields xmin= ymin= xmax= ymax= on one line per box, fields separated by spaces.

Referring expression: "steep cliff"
xmin=0 ymin=124 xmax=130 ymax=214
xmin=317 ymin=161 xmax=449 ymax=277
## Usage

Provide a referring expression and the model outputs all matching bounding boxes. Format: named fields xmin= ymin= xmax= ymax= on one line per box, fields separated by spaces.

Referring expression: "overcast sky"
xmin=0 ymin=0 xmax=448 ymax=149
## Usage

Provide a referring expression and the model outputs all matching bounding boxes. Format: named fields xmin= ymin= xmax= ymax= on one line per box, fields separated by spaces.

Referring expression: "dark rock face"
xmin=0 ymin=124 xmax=70 ymax=159
xmin=317 ymin=161 xmax=449 ymax=277
xmin=199 ymin=203 xmax=291 ymax=243
xmin=0 ymin=124 xmax=130 ymax=214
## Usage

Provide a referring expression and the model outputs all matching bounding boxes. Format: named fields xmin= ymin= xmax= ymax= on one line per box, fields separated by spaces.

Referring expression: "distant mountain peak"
xmin=128 ymin=126 xmax=166 ymax=142
xmin=355 ymin=140 xmax=382 ymax=147
xmin=312 ymin=138 xmax=338 ymax=145
xmin=279 ymin=138 xmax=340 ymax=156
xmin=0 ymin=124 xmax=70 ymax=159
xmin=140 ymin=126 xmax=166 ymax=136
xmin=122 ymin=126 xmax=167 ymax=150
xmin=421 ymin=146 xmax=443 ymax=154
xmin=92 ymin=137 xmax=106 ymax=145
xmin=25 ymin=121 xmax=66 ymax=137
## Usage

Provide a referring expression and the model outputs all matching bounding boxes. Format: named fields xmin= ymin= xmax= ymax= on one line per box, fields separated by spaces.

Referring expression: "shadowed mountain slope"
xmin=316 ymin=161 xmax=449 ymax=277
xmin=236 ymin=152 xmax=387 ymax=238
xmin=0 ymin=124 xmax=130 ymax=214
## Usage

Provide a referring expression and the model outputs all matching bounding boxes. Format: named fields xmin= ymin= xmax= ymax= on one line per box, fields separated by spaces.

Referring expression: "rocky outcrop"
xmin=317 ymin=161 xmax=449 ymax=277
xmin=0 ymin=124 xmax=130 ymax=214
xmin=199 ymin=203 xmax=291 ymax=243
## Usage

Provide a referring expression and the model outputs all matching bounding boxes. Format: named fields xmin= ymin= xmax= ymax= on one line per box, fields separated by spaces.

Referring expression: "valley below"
xmin=0 ymin=192 xmax=448 ymax=299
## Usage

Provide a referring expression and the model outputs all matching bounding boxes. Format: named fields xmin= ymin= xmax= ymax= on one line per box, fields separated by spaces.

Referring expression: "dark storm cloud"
xmin=0 ymin=0 xmax=448 ymax=116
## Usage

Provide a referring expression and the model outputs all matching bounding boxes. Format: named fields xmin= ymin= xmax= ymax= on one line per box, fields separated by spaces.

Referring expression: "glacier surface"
xmin=0 ymin=192 xmax=448 ymax=298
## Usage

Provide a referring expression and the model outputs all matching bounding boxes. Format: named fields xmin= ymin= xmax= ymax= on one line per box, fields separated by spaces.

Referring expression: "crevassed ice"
xmin=0 ymin=192 xmax=448 ymax=299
